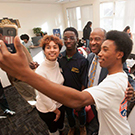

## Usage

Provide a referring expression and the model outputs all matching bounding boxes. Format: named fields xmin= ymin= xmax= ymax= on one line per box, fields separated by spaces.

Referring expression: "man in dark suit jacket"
xmin=87 ymin=28 xmax=135 ymax=135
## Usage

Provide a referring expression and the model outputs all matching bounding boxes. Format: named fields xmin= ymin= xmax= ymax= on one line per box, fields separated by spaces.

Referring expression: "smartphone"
xmin=0 ymin=25 xmax=17 ymax=53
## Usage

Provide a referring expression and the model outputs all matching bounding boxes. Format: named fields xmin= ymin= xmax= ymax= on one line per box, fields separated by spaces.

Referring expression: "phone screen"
xmin=3 ymin=27 xmax=17 ymax=44
xmin=1 ymin=26 xmax=17 ymax=53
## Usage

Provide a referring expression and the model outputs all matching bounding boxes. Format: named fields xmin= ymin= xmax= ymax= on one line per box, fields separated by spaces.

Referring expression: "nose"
xmin=50 ymin=47 xmax=54 ymax=51
xmin=98 ymin=50 xmax=102 ymax=57
xmin=67 ymin=37 xmax=71 ymax=42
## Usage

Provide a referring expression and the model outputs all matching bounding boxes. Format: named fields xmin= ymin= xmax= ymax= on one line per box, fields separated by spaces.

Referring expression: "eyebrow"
xmin=102 ymin=45 xmax=109 ymax=49
xmin=46 ymin=44 xmax=57 ymax=47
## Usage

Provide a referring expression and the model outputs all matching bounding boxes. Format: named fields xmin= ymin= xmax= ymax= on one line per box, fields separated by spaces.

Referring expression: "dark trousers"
xmin=65 ymin=106 xmax=86 ymax=128
xmin=0 ymin=82 xmax=10 ymax=111
xmin=37 ymin=105 xmax=65 ymax=133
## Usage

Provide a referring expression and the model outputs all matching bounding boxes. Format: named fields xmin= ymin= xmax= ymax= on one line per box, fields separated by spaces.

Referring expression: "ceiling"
xmin=0 ymin=0 xmax=80 ymax=4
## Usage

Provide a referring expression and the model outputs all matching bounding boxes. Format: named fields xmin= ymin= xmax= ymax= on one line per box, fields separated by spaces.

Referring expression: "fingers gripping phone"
xmin=0 ymin=25 xmax=17 ymax=53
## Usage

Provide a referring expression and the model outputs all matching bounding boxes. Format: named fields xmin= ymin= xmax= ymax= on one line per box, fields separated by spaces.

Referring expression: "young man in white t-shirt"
xmin=0 ymin=30 xmax=133 ymax=135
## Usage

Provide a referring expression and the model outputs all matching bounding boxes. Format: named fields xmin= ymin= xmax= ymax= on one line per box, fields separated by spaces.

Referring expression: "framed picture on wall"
xmin=53 ymin=28 xmax=61 ymax=39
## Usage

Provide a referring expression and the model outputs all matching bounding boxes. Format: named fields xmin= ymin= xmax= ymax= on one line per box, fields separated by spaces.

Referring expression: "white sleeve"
xmin=84 ymin=77 xmax=126 ymax=111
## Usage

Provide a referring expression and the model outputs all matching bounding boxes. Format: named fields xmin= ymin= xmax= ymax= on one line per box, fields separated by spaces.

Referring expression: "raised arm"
xmin=0 ymin=36 xmax=94 ymax=108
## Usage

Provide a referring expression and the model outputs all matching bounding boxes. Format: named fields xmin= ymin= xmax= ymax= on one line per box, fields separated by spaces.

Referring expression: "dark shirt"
xmin=58 ymin=50 xmax=88 ymax=91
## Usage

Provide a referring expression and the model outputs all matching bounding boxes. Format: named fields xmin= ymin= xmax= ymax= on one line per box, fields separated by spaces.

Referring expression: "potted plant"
xmin=33 ymin=27 xmax=42 ymax=36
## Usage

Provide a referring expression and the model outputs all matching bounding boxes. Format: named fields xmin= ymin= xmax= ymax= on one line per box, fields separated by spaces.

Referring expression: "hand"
xmin=53 ymin=108 xmax=61 ymax=122
xmin=125 ymin=82 xmax=134 ymax=101
xmin=0 ymin=36 xmax=31 ymax=81
xmin=29 ymin=61 xmax=39 ymax=70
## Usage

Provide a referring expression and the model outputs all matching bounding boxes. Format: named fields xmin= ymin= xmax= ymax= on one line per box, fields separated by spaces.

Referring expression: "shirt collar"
xmin=60 ymin=49 xmax=79 ymax=60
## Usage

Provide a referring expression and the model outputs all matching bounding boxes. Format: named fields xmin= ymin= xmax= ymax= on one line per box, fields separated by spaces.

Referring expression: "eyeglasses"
xmin=63 ymin=36 xmax=76 ymax=41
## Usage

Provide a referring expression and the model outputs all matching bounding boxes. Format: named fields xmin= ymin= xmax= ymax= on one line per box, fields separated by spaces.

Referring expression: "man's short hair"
xmin=63 ymin=27 xmax=78 ymax=38
xmin=106 ymin=30 xmax=133 ymax=63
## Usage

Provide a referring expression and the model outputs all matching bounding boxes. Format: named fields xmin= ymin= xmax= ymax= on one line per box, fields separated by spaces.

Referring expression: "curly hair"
xmin=20 ymin=34 xmax=29 ymax=41
xmin=40 ymin=35 xmax=63 ymax=51
xmin=106 ymin=30 xmax=133 ymax=63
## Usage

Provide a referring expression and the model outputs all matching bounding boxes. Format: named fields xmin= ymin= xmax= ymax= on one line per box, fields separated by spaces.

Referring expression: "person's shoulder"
xmin=56 ymin=61 xmax=60 ymax=66
xmin=75 ymin=52 xmax=88 ymax=65
xmin=76 ymin=51 xmax=87 ymax=59
xmin=106 ymin=72 xmax=127 ymax=84
xmin=58 ymin=51 xmax=66 ymax=61
xmin=87 ymin=52 xmax=95 ymax=59
xmin=59 ymin=50 xmax=66 ymax=56
xmin=35 ymin=61 xmax=47 ymax=74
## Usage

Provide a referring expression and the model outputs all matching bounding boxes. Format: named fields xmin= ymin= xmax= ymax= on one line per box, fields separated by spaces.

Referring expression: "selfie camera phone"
xmin=0 ymin=25 xmax=17 ymax=53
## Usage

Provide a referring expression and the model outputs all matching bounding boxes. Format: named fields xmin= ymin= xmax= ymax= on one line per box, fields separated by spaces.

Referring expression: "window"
xmin=100 ymin=1 xmax=126 ymax=32
xmin=66 ymin=5 xmax=93 ymax=31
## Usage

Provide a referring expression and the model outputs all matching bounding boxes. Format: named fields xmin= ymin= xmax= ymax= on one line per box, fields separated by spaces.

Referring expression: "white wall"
xmin=0 ymin=2 xmax=65 ymax=38
xmin=62 ymin=0 xmax=100 ymax=38
xmin=62 ymin=0 xmax=100 ymax=29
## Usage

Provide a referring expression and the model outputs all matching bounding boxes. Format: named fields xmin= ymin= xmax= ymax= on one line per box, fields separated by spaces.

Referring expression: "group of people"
xmin=0 ymin=25 xmax=135 ymax=135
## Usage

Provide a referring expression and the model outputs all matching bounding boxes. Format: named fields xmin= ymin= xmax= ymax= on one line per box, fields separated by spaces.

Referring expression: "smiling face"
xmin=98 ymin=40 xmax=122 ymax=69
xmin=89 ymin=28 xmax=105 ymax=55
xmin=63 ymin=31 xmax=77 ymax=51
xmin=44 ymin=41 xmax=60 ymax=61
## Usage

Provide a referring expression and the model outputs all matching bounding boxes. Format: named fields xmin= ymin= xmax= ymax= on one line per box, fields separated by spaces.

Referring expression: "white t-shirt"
xmin=35 ymin=58 xmax=64 ymax=113
xmin=84 ymin=72 xmax=131 ymax=135
xmin=23 ymin=40 xmax=33 ymax=49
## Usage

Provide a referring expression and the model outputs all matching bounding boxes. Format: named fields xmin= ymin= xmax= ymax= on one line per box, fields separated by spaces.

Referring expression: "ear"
xmin=117 ymin=51 xmax=124 ymax=60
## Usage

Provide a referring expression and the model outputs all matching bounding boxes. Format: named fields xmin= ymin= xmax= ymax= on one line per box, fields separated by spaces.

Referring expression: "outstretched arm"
xmin=0 ymin=36 xmax=94 ymax=108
